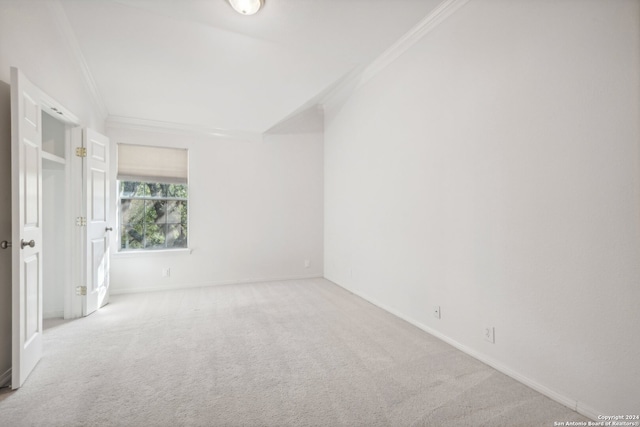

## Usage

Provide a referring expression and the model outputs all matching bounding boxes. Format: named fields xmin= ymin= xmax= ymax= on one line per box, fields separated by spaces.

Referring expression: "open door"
xmin=10 ymin=67 xmax=43 ymax=389
xmin=9 ymin=67 xmax=103 ymax=387
xmin=82 ymin=129 xmax=111 ymax=316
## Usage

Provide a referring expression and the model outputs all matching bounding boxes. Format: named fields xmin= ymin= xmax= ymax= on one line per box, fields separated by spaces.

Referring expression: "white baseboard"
xmin=110 ymin=274 xmax=324 ymax=295
xmin=576 ymin=402 xmax=607 ymax=423
xmin=0 ymin=368 xmax=11 ymax=388
xmin=326 ymin=277 xmax=602 ymax=422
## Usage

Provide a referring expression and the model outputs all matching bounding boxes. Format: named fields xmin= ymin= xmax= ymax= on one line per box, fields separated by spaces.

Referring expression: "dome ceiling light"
xmin=228 ymin=0 xmax=264 ymax=16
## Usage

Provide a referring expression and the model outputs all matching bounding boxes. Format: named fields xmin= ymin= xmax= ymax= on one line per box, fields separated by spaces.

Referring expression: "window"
xmin=119 ymin=181 xmax=188 ymax=250
xmin=117 ymin=144 xmax=188 ymax=252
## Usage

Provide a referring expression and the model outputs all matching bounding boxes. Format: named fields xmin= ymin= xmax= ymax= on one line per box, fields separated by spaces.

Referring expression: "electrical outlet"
xmin=433 ymin=305 xmax=441 ymax=319
xmin=484 ymin=326 xmax=495 ymax=343
xmin=162 ymin=268 xmax=171 ymax=278
xmin=304 ymin=259 xmax=310 ymax=269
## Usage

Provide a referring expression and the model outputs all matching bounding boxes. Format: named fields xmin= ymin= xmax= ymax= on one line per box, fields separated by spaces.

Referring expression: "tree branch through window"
xmin=119 ymin=181 xmax=188 ymax=250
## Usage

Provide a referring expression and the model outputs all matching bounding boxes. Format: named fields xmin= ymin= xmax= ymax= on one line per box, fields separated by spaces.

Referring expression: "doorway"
xmin=8 ymin=67 xmax=112 ymax=389
xmin=41 ymin=110 xmax=72 ymax=320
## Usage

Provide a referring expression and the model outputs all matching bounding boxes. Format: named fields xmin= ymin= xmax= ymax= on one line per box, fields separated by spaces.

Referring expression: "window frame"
xmin=117 ymin=180 xmax=190 ymax=253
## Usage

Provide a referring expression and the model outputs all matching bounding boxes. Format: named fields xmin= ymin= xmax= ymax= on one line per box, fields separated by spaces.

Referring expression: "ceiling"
xmin=58 ymin=0 xmax=443 ymax=134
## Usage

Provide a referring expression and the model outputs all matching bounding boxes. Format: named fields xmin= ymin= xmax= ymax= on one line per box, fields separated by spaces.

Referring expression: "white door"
xmin=83 ymin=129 xmax=111 ymax=316
xmin=10 ymin=67 xmax=43 ymax=389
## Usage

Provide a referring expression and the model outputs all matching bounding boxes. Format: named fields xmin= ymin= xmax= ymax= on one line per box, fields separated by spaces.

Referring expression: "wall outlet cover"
xmin=484 ymin=326 xmax=495 ymax=343
xmin=433 ymin=305 xmax=441 ymax=319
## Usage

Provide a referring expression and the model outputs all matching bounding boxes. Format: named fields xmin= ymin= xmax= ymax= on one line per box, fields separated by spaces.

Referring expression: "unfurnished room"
xmin=0 ymin=0 xmax=639 ymax=426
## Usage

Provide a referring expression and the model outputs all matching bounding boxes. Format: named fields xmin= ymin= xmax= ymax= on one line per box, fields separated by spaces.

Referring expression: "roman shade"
xmin=117 ymin=144 xmax=188 ymax=184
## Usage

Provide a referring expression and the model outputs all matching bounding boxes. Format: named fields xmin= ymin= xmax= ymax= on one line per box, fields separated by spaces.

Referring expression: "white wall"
xmin=324 ymin=0 xmax=640 ymax=418
xmin=0 ymin=2 xmax=105 ymax=131
xmin=0 ymin=1 xmax=106 ymax=381
xmin=41 ymin=112 xmax=68 ymax=319
xmin=107 ymin=127 xmax=324 ymax=293
xmin=42 ymin=166 xmax=66 ymax=319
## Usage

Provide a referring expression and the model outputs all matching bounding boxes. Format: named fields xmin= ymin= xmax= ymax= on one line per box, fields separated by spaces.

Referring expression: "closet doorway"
xmin=10 ymin=67 xmax=112 ymax=389
xmin=42 ymin=110 xmax=72 ymax=320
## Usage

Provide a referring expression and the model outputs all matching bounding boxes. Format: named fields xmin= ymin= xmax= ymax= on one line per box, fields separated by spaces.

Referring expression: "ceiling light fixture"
xmin=228 ymin=0 xmax=264 ymax=15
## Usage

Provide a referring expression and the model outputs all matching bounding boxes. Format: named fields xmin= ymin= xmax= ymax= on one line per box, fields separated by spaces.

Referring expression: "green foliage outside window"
xmin=120 ymin=181 xmax=188 ymax=250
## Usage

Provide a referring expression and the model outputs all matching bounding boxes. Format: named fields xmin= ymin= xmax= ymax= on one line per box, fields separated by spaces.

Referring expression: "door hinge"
xmin=75 ymin=147 xmax=87 ymax=157
xmin=76 ymin=286 xmax=87 ymax=296
xmin=75 ymin=217 xmax=87 ymax=226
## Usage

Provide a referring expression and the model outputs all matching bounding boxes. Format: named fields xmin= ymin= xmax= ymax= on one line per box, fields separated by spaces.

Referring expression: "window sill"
xmin=112 ymin=248 xmax=192 ymax=258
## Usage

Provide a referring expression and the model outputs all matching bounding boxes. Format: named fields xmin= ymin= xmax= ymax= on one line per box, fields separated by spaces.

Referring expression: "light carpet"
xmin=0 ymin=278 xmax=589 ymax=426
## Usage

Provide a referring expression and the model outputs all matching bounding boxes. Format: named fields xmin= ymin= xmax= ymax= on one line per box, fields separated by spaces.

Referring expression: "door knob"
xmin=0 ymin=241 xmax=11 ymax=249
xmin=105 ymin=227 xmax=113 ymax=232
xmin=21 ymin=239 xmax=35 ymax=249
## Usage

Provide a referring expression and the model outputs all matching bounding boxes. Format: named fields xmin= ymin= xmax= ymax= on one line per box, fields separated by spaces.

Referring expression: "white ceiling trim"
xmin=360 ymin=0 xmax=471 ymax=84
xmin=106 ymin=115 xmax=263 ymax=143
xmin=321 ymin=0 xmax=471 ymax=112
xmin=47 ymin=0 xmax=109 ymax=120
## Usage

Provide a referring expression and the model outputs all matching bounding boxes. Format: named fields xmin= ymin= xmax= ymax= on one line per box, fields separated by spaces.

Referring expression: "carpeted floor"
xmin=0 ymin=278 xmax=589 ymax=426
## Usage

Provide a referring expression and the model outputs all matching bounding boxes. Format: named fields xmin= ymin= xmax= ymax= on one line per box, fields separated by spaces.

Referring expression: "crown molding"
xmin=106 ymin=115 xmax=264 ymax=143
xmin=360 ymin=0 xmax=471 ymax=83
xmin=47 ymin=1 xmax=109 ymax=120
xmin=321 ymin=0 xmax=470 ymax=112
